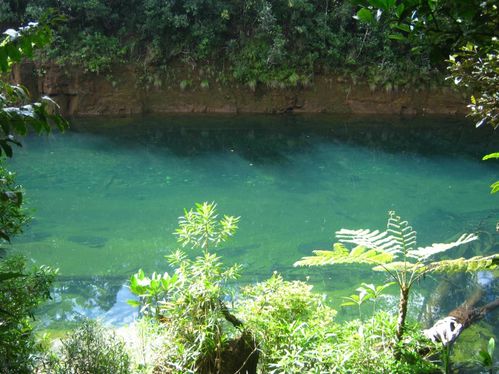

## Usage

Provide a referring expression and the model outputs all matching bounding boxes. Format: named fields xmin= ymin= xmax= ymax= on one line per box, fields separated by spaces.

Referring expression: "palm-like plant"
xmin=295 ymin=211 xmax=498 ymax=342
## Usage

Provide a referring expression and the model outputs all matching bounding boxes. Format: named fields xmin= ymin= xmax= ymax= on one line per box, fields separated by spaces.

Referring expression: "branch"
xmin=423 ymin=293 xmax=499 ymax=346
xmin=219 ymin=299 xmax=244 ymax=329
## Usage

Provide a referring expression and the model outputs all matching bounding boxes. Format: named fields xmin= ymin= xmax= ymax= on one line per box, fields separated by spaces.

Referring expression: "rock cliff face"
xmin=14 ymin=63 xmax=468 ymax=116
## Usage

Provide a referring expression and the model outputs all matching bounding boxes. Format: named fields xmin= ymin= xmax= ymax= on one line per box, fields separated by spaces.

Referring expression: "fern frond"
xmin=294 ymin=243 xmax=394 ymax=267
xmin=417 ymin=254 xmax=498 ymax=274
xmin=335 ymin=229 xmax=401 ymax=254
xmin=407 ymin=233 xmax=478 ymax=261
xmin=386 ymin=211 xmax=417 ymax=255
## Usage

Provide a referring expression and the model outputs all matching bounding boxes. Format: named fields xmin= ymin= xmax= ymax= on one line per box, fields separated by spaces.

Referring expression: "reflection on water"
xmin=7 ymin=114 xmax=498 ymax=330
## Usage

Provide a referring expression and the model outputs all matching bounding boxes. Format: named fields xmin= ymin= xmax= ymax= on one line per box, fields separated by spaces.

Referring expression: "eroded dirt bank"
xmin=14 ymin=63 xmax=468 ymax=116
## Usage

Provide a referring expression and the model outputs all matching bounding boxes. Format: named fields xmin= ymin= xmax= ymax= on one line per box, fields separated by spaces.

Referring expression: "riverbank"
xmin=14 ymin=63 xmax=468 ymax=117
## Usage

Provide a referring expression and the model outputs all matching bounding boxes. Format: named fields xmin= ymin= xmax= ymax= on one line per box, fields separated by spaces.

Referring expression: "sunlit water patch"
xmin=7 ymin=114 xmax=498 ymax=331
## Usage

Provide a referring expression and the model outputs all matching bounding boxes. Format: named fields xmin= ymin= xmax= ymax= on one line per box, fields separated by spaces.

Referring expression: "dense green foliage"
xmin=0 ymin=19 xmax=67 ymax=158
xmin=130 ymin=202 xmax=242 ymax=373
xmin=0 ymin=164 xmax=28 ymax=243
xmin=0 ymin=255 xmax=56 ymax=374
xmin=1 ymin=0 xmax=442 ymax=89
xmin=126 ymin=203 xmax=490 ymax=373
xmin=355 ymin=0 xmax=498 ymax=126
xmin=0 ymin=21 xmax=66 ymax=374
xmin=46 ymin=319 xmax=131 ymax=374
xmin=235 ymin=273 xmax=440 ymax=373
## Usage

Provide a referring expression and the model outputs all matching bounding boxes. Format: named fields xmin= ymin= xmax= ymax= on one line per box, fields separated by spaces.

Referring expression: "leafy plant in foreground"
xmin=175 ymin=201 xmax=239 ymax=251
xmin=341 ymin=282 xmax=395 ymax=319
xmin=0 ymin=16 xmax=68 ymax=374
xmin=476 ymin=337 xmax=496 ymax=374
xmin=295 ymin=210 xmax=497 ymax=342
xmin=48 ymin=319 xmax=131 ymax=374
xmin=238 ymin=274 xmax=437 ymax=374
xmin=236 ymin=273 xmax=338 ymax=373
xmin=0 ymin=18 xmax=68 ymax=158
xmin=0 ymin=255 xmax=57 ymax=373
xmin=130 ymin=202 xmax=244 ymax=373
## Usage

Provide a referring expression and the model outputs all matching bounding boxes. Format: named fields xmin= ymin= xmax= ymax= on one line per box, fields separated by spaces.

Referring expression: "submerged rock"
xmin=67 ymin=235 xmax=108 ymax=248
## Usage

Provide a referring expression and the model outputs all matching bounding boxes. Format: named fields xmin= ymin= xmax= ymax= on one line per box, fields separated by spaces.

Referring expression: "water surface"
xmin=8 ymin=114 xmax=498 ymax=330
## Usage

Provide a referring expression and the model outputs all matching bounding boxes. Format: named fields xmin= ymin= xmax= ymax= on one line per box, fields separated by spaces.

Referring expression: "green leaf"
xmin=294 ymin=243 xmax=394 ymax=267
xmin=340 ymin=299 xmax=358 ymax=307
xmin=482 ymin=153 xmax=499 ymax=160
xmin=418 ymin=254 xmax=498 ymax=274
xmin=0 ymin=140 xmax=13 ymax=157
xmin=395 ymin=4 xmax=405 ymax=18
xmin=6 ymin=43 xmax=21 ymax=63
xmin=0 ymin=46 xmax=8 ymax=72
xmin=490 ymin=181 xmax=499 ymax=194
xmin=388 ymin=33 xmax=406 ymax=41
xmin=368 ymin=0 xmax=387 ymax=10
xmin=356 ymin=8 xmax=374 ymax=24
xmin=127 ymin=300 xmax=141 ymax=308
xmin=395 ymin=23 xmax=411 ymax=33
xmin=20 ymin=37 xmax=33 ymax=58
xmin=488 ymin=338 xmax=495 ymax=358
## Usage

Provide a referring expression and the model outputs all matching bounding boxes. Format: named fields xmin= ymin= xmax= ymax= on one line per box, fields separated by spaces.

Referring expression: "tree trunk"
xmin=423 ymin=296 xmax=499 ymax=346
xmin=396 ymin=286 xmax=410 ymax=342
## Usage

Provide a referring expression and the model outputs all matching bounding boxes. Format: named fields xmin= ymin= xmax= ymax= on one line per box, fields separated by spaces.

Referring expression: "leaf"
xmin=482 ymin=153 xmax=499 ymax=160
xmin=0 ymin=140 xmax=13 ymax=157
xmin=395 ymin=3 xmax=405 ymax=18
xmin=368 ymin=0 xmax=387 ymax=10
xmin=340 ymin=300 xmax=358 ymax=307
xmin=355 ymin=8 xmax=374 ymax=24
xmin=294 ymin=243 xmax=394 ymax=267
xmin=418 ymin=254 xmax=498 ymax=274
xmin=488 ymin=182 xmax=499 ymax=195
xmin=388 ymin=33 xmax=406 ymax=41
xmin=0 ymin=46 xmax=7 ymax=72
xmin=336 ymin=229 xmax=399 ymax=253
xmin=488 ymin=337 xmax=495 ymax=358
xmin=395 ymin=23 xmax=411 ymax=33
xmin=386 ymin=211 xmax=417 ymax=253
xmin=478 ymin=350 xmax=492 ymax=366
xmin=127 ymin=300 xmax=141 ymax=307
xmin=20 ymin=37 xmax=33 ymax=58
xmin=407 ymin=233 xmax=478 ymax=260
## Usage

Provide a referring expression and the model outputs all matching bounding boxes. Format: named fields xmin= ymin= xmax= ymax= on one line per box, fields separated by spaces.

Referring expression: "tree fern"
xmin=407 ymin=233 xmax=478 ymax=261
xmin=294 ymin=243 xmax=394 ymax=267
xmin=294 ymin=210 xmax=495 ymax=342
xmin=419 ymin=254 xmax=498 ymax=274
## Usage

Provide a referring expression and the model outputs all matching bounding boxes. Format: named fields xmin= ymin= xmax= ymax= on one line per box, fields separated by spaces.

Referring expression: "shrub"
xmin=0 ymin=255 xmax=57 ymax=374
xmin=237 ymin=274 xmax=439 ymax=373
xmin=50 ymin=319 xmax=131 ymax=374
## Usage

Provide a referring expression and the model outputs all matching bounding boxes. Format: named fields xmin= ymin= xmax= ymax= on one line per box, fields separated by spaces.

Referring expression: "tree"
xmin=129 ymin=202 xmax=259 ymax=374
xmin=0 ymin=18 xmax=68 ymax=160
xmin=0 ymin=18 xmax=67 ymax=372
xmin=294 ymin=211 xmax=498 ymax=343
xmin=354 ymin=0 xmax=498 ymax=128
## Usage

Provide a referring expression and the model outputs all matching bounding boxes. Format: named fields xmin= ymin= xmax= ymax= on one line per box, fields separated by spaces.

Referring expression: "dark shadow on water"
xmin=67 ymin=114 xmax=499 ymax=164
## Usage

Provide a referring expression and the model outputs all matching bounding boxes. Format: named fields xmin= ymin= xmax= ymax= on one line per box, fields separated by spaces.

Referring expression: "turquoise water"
xmin=7 ymin=114 xmax=498 ymax=330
